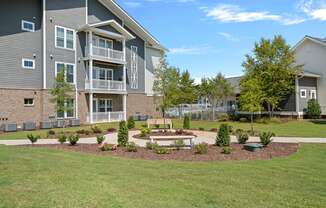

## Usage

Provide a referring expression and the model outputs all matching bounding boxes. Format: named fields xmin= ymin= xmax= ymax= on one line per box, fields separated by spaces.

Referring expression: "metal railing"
xmin=86 ymin=46 xmax=124 ymax=62
xmin=92 ymin=111 xmax=124 ymax=123
xmin=86 ymin=79 xmax=125 ymax=91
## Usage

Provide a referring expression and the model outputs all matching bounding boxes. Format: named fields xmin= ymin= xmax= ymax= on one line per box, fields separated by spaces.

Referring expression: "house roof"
xmin=292 ymin=35 xmax=326 ymax=51
xmin=79 ymin=20 xmax=135 ymax=40
xmin=300 ymin=71 xmax=322 ymax=78
xmin=98 ymin=0 xmax=167 ymax=51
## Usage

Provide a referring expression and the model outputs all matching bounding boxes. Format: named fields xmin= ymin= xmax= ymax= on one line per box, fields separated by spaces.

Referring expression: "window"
xmin=310 ymin=90 xmax=317 ymax=99
xmin=55 ymin=26 xmax=75 ymax=50
xmin=57 ymin=99 xmax=75 ymax=118
xmin=93 ymin=99 xmax=112 ymax=113
xmin=55 ymin=62 xmax=75 ymax=84
xmin=22 ymin=20 xmax=35 ymax=32
xmin=130 ymin=46 xmax=138 ymax=89
xmin=92 ymin=36 xmax=113 ymax=49
xmin=24 ymin=98 xmax=34 ymax=106
xmin=300 ymin=89 xmax=307 ymax=98
xmin=22 ymin=58 xmax=35 ymax=69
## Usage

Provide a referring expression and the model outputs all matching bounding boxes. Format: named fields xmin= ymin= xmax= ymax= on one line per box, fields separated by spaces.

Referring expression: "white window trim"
xmin=130 ymin=45 xmax=138 ymax=89
xmin=310 ymin=89 xmax=317 ymax=99
xmin=55 ymin=61 xmax=76 ymax=84
xmin=55 ymin=25 xmax=76 ymax=51
xmin=94 ymin=36 xmax=113 ymax=49
xmin=22 ymin=58 xmax=35 ymax=69
xmin=24 ymin=98 xmax=34 ymax=107
xmin=93 ymin=98 xmax=113 ymax=113
xmin=22 ymin=20 xmax=35 ymax=32
xmin=300 ymin=89 xmax=307 ymax=98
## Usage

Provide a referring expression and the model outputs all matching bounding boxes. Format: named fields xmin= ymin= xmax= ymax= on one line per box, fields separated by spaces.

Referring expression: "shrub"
xmin=174 ymin=140 xmax=185 ymax=150
xmin=76 ymin=129 xmax=86 ymax=134
xmin=126 ymin=142 xmax=137 ymax=152
xmin=235 ymin=129 xmax=249 ymax=144
xmin=96 ymin=135 xmax=105 ymax=144
xmin=107 ymin=128 xmax=116 ymax=133
xmin=198 ymin=127 xmax=205 ymax=131
xmin=216 ymin=124 xmax=231 ymax=146
xmin=127 ymin=116 xmax=135 ymax=129
xmin=218 ymin=113 xmax=229 ymax=122
xmin=140 ymin=127 xmax=151 ymax=137
xmin=118 ymin=121 xmax=128 ymax=147
xmin=306 ymin=99 xmax=321 ymax=119
xmin=194 ymin=143 xmax=208 ymax=154
xmin=210 ymin=128 xmax=218 ymax=132
xmin=91 ymin=125 xmax=102 ymax=134
xmin=84 ymin=130 xmax=91 ymax=135
xmin=101 ymin=143 xmax=117 ymax=151
xmin=222 ymin=147 xmax=232 ymax=154
xmin=183 ymin=115 xmax=190 ymax=129
xmin=239 ymin=117 xmax=248 ymax=122
xmin=68 ymin=135 xmax=79 ymax=146
xmin=260 ymin=132 xmax=275 ymax=146
xmin=146 ymin=142 xmax=159 ymax=150
xmin=57 ymin=134 xmax=67 ymax=144
xmin=154 ymin=147 xmax=171 ymax=154
xmin=175 ymin=129 xmax=184 ymax=135
xmin=48 ymin=130 xmax=56 ymax=135
xmin=27 ymin=134 xmax=40 ymax=144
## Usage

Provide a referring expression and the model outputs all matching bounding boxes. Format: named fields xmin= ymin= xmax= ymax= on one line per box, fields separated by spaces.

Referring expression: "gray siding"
xmin=88 ymin=0 xmax=122 ymax=24
xmin=298 ymin=77 xmax=318 ymax=111
xmin=45 ymin=0 xmax=86 ymax=89
xmin=0 ymin=0 xmax=43 ymax=89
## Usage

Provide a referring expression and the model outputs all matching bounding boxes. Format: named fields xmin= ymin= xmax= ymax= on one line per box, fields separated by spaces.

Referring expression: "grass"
xmin=0 ymin=144 xmax=325 ymax=207
xmin=1 ymin=119 xmax=326 ymax=140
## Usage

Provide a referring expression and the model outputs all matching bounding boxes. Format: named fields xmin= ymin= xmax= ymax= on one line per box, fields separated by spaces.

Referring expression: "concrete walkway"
xmin=0 ymin=130 xmax=326 ymax=147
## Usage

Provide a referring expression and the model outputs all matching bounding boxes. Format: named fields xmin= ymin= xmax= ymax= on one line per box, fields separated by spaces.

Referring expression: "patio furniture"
xmin=40 ymin=121 xmax=53 ymax=129
xmin=23 ymin=122 xmax=36 ymax=131
xmin=149 ymin=135 xmax=196 ymax=148
xmin=69 ymin=119 xmax=80 ymax=127
xmin=147 ymin=119 xmax=173 ymax=129
xmin=4 ymin=123 xmax=17 ymax=132
xmin=244 ymin=143 xmax=263 ymax=152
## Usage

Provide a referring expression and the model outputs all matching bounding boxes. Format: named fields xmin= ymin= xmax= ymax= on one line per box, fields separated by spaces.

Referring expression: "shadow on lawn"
xmin=310 ymin=120 xmax=326 ymax=125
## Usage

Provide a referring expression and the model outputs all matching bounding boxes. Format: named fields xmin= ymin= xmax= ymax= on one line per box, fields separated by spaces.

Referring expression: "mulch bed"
xmin=27 ymin=143 xmax=299 ymax=162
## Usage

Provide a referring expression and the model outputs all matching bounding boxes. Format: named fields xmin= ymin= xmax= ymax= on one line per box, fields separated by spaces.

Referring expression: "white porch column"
xmin=123 ymin=94 xmax=127 ymax=121
xmin=295 ymin=76 xmax=300 ymax=118
xmin=89 ymin=31 xmax=93 ymax=56
xmin=89 ymin=93 xmax=93 ymax=124
xmin=122 ymin=39 xmax=127 ymax=91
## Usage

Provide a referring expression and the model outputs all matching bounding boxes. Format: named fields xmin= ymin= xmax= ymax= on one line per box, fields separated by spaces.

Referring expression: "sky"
xmin=116 ymin=0 xmax=326 ymax=81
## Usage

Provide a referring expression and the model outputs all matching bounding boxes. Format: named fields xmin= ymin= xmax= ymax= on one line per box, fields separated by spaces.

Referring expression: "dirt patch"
xmin=27 ymin=143 xmax=299 ymax=162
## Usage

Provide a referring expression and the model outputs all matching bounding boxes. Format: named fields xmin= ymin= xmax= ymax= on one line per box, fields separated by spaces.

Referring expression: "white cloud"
xmin=203 ymin=4 xmax=306 ymax=25
xmin=298 ymin=0 xmax=326 ymax=20
xmin=124 ymin=1 xmax=142 ymax=8
xmin=218 ymin=32 xmax=240 ymax=42
xmin=168 ymin=45 xmax=214 ymax=55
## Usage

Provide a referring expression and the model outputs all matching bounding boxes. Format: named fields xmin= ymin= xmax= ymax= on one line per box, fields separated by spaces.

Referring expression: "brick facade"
xmin=126 ymin=93 xmax=160 ymax=118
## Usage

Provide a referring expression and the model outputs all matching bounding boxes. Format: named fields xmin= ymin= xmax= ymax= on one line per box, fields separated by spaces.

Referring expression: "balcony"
xmin=85 ymin=46 xmax=125 ymax=64
xmin=86 ymin=79 xmax=126 ymax=93
xmin=91 ymin=111 xmax=124 ymax=123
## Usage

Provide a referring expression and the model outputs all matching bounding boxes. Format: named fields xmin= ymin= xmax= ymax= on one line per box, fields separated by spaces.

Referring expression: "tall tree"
xmin=50 ymin=66 xmax=73 ymax=123
xmin=153 ymin=53 xmax=180 ymax=119
xmin=177 ymin=70 xmax=197 ymax=118
xmin=239 ymin=76 xmax=264 ymax=133
xmin=242 ymin=35 xmax=300 ymax=116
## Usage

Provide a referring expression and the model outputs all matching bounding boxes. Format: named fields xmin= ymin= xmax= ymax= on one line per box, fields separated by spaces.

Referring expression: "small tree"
xmin=127 ymin=116 xmax=135 ymax=129
xmin=50 ymin=66 xmax=73 ymax=126
xmin=216 ymin=124 xmax=231 ymax=146
xmin=177 ymin=70 xmax=197 ymax=118
xmin=306 ymin=99 xmax=321 ymax=119
xmin=183 ymin=115 xmax=190 ymax=129
xmin=118 ymin=121 xmax=128 ymax=147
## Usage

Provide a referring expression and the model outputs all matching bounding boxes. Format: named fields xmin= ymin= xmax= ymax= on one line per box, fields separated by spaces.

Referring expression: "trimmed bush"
xmin=260 ymin=132 xmax=275 ymax=146
xmin=146 ymin=142 xmax=159 ymax=150
xmin=68 ymin=135 xmax=79 ymax=146
xmin=96 ymin=135 xmax=105 ymax=144
xmin=48 ymin=130 xmax=56 ymax=135
xmin=183 ymin=115 xmax=190 ymax=129
xmin=306 ymin=99 xmax=321 ymax=119
xmin=174 ymin=140 xmax=185 ymax=150
xmin=222 ymin=147 xmax=232 ymax=154
xmin=91 ymin=126 xmax=102 ymax=134
xmin=154 ymin=147 xmax=171 ymax=154
xmin=126 ymin=142 xmax=137 ymax=152
xmin=127 ymin=116 xmax=135 ymax=129
xmin=118 ymin=121 xmax=128 ymax=147
xmin=218 ymin=113 xmax=229 ymax=122
xmin=235 ymin=129 xmax=249 ymax=144
xmin=198 ymin=127 xmax=205 ymax=131
xmin=216 ymin=124 xmax=231 ymax=146
xmin=101 ymin=143 xmax=117 ymax=151
xmin=57 ymin=134 xmax=67 ymax=144
xmin=140 ymin=127 xmax=151 ymax=137
xmin=76 ymin=129 xmax=86 ymax=134
xmin=27 ymin=134 xmax=40 ymax=144
xmin=194 ymin=143 xmax=208 ymax=154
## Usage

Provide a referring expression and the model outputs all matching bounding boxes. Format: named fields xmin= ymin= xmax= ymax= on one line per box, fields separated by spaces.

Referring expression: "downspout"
xmin=42 ymin=0 xmax=46 ymax=122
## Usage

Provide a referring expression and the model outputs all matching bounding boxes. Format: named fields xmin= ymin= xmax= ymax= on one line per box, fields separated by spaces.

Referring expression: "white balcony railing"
xmin=86 ymin=79 xmax=125 ymax=91
xmin=92 ymin=111 xmax=124 ymax=123
xmin=86 ymin=46 xmax=124 ymax=63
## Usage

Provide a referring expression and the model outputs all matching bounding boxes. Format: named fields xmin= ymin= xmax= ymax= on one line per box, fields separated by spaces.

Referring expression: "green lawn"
xmin=0 ymin=144 xmax=325 ymax=207
xmin=1 ymin=119 xmax=326 ymax=140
